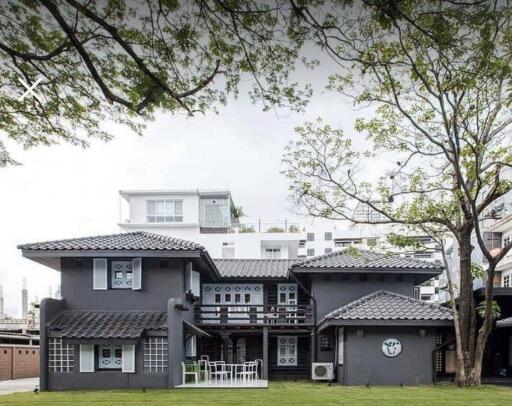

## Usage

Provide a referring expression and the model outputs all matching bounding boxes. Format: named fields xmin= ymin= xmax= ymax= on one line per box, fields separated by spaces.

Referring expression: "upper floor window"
xmin=324 ymin=232 xmax=332 ymax=241
xmin=307 ymin=233 xmax=315 ymax=241
xmin=503 ymin=273 xmax=511 ymax=288
xmin=112 ymin=261 xmax=133 ymax=289
xmin=307 ymin=248 xmax=315 ymax=257
xmin=264 ymin=248 xmax=281 ymax=259
xmin=146 ymin=200 xmax=183 ymax=223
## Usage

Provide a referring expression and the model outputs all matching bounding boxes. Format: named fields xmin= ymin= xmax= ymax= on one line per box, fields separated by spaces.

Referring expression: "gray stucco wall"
xmin=44 ymin=256 xmax=198 ymax=390
xmin=343 ymin=326 xmax=436 ymax=385
xmin=47 ymin=340 xmax=167 ymax=390
xmin=311 ymin=274 xmax=415 ymax=320
xmin=60 ymin=257 xmax=188 ymax=311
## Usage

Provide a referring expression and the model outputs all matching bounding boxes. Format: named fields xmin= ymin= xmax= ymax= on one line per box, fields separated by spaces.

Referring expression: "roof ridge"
xmin=17 ymin=231 xmax=142 ymax=249
xmin=138 ymin=231 xmax=205 ymax=251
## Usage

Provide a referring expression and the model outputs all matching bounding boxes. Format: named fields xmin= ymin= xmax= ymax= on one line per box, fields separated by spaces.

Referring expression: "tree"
xmin=283 ymin=1 xmax=512 ymax=386
xmin=0 ymin=0 xmax=312 ymax=166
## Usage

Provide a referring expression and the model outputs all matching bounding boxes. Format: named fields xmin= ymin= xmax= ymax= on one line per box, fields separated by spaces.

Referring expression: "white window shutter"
xmin=122 ymin=345 xmax=136 ymax=373
xmin=79 ymin=344 xmax=94 ymax=372
xmin=191 ymin=271 xmax=200 ymax=297
xmin=185 ymin=262 xmax=193 ymax=292
xmin=186 ymin=335 xmax=197 ymax=357
xmin=93 ymin=259 xmax=108 ymax=290
xmin=132 ymin=258 xmax=142 ymax=290
xmin=338 ymin=327 xmax=344 ymax=365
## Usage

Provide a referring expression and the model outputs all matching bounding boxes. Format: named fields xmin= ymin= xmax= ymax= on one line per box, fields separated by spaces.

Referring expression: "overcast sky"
xmin=0 ymin=56 xmax=376 ymax=317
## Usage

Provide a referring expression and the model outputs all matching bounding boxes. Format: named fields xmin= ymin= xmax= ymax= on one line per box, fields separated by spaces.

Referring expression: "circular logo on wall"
xmin=381 ymin=338 xmax=402 ymax=358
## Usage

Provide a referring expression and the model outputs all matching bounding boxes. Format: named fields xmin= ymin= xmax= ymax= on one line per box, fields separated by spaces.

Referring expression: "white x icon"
xmin=18 ymin=77 xmax=43 ymax=103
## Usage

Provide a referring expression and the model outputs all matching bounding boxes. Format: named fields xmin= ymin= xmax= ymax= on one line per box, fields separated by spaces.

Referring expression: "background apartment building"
xmin=119 ymin=189 xmax=441 ymax=301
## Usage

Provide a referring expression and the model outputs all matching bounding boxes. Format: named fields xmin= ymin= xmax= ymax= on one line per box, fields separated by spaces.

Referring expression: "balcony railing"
xmin=199 ymin=221 xmax=301 ymax=234
xmin=194 ymin=304 xmax=314 ymax=326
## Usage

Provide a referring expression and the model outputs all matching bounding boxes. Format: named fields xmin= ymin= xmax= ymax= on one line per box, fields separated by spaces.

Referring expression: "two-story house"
xmin=19 ymin=231 xmax=453 ymax=390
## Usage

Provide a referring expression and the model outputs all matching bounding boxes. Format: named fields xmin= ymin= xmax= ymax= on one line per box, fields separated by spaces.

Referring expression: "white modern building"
xmin=118 ymin=189 xmax=442 ymax=302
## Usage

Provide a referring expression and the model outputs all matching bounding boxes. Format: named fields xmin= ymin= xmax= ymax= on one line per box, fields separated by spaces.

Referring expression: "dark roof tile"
xmin=213 ymin=259 xmax=298 ymax=278
xmin=48 ymin=310 xmax=167 ymax=339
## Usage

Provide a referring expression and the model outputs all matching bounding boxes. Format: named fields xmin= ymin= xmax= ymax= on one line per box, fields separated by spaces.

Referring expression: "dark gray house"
xmin=18 ymin=231 xmax=453 ymax=390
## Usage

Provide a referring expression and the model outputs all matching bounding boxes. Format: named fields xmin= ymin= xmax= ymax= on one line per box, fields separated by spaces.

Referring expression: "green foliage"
xmin=288 ymin=224 xmax=300 ymax=233
xmin=344 ymin=245 xmax=361 ymax=257
xmin=387 ymin=233 xmax=423 ymax=250
xmin=477 ymin=300 xmax=501 ymax=320
xmin=267 ymin=226 xmax=285 ymax=233
xmin=471 ymin=263 xmax=485 ymax=280
xmin=0 ymin=0 xmax=313 ymax=165
xmin=232 ymin=206 xmax=246 ymax=220
xmin=239 ymin=224 xmax=255 ymax=233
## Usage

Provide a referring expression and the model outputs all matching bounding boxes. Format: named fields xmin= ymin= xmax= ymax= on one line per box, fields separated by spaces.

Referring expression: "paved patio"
xmin=176 ymin=379 xmax=268 ymax=389
xmin=0 ymin=377 xmax=39 ymax=395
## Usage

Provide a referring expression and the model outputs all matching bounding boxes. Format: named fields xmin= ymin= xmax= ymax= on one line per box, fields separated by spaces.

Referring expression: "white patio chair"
xmin=237 ymin=361 xmax=257 ymax=382
xmin=181 ymin=362 xmax=199 ymax=385
xmin=208 ymin=361 xmax=229 ymax=382
xmin=254 ymin=358 xmax=263 ymax=379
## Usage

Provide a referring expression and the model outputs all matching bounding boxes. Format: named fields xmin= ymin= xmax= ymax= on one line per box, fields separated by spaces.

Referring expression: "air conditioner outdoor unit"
xmin=312 ymin=362 xmax=334 ymax=381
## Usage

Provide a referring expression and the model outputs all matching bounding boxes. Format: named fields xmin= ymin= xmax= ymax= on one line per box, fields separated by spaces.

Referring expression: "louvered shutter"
xmin=79 ymin=344 xmax=94 ymax=372
xmin=121 ymin=345 xmax=135 ymax=373
xmin=132 ymin=258 xmax=142 ymax=290
xmin=93 ymin=258 xmax=108 ymax=290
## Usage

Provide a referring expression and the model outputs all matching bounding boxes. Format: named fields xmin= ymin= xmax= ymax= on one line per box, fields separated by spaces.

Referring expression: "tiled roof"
xmin=18 ymin=231 xmax=204 ymax=252
xmin=321 ymin=290 xmax=453 ymax=323
xmin=213 ymin=259 xmax=298 ymax=278
xmin=496 ymin=316 xmax=512 ymax=328
xmin=48 ymin=310 xmax=167 ymax=339
xmin=292 ymin=249 xmax=442 ymax=271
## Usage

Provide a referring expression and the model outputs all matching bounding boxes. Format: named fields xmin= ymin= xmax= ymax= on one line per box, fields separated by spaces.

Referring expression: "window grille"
xmin=49 ymin=338 xmax=74 ymax=372
xmin=144 ymin=337 xmax=168 ymax=372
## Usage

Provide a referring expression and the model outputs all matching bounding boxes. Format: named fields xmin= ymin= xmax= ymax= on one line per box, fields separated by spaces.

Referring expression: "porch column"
xmin=220 ymin=333 xmax=232 ymax=363
xmin=167 ymin=298 xmax=185 ymax=388
xmin=262 ymin=327 xmax=268 ymax=380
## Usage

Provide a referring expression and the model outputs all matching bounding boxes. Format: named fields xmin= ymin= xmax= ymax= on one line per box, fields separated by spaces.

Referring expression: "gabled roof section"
xmin=213 ymin=258 xmax=298 ymax=279
xmin=48 ymin=310 xmax=167 ymax=339
xmin=18 ymin=231 xmax=205 ymax=252
xmin=292 ymin=248 xmax=443 ymax=272
xmin=321 ymin=290 xmax=453 ymax=325
xmin=496 ymin=316 xmax=512 ymax=328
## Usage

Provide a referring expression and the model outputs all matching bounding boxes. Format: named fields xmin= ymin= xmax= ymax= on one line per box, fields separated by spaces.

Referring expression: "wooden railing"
xmin=194 ymin=304 xmax=314 ymax=326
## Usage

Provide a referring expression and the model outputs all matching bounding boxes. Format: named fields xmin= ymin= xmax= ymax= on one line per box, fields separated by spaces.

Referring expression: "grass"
xmin=1 ymin=381 xmax=512 ymax=405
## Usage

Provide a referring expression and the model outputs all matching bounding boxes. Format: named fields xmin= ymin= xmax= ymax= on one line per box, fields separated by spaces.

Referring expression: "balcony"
xmin=194 ymin=304 xmax=314 ymax=327
xmin=200 ymin=221 xmax=302 ymax=235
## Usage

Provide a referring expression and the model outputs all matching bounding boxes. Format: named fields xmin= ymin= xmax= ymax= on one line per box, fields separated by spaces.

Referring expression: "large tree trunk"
xmin=454 ymin=231 xmax=496 ymax=387
xmin=454 ymin=231 xmax=479 ymax=387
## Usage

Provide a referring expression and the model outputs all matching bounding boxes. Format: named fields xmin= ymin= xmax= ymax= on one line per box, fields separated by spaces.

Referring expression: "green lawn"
xmin=1 ymin=382 xmax=512 ymax=405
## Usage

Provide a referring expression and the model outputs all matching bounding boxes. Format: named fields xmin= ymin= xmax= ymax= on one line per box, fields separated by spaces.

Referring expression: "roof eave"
xmin=290 ymin=266 xmax=443 ymax=274
xmin=318 ymin=318 xmax=453 ymax=331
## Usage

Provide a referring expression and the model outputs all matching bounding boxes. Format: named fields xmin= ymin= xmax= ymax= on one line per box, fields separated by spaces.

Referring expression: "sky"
xmin=0 ymin=55 xmax=376 ymax=317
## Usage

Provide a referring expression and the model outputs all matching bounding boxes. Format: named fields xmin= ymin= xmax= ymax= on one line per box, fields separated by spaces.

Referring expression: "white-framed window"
xmin=98 ymin=344 xmax=123 ymax=369
xmin=503 ymin=272 xmax=512 ymax=288
xmin=144 ymin=337 xmax=168 ymax=372
xmin=324 ymin=232 xmax=332 ymax=241
xmin=146 ymin=199 xmax=183 ymax=223
xmin=307 ymin=248 xmax=315 ymax=257
xmin=111 ymin=261 xmax=133 ymax=289
xmin=324 ymin=248 xmax=332 ymax=255
xmin=186 ymin=335 xmax=197 ymax=357
xmin=278 ymin=284 xmax=297 ymax=305
xmin=307 ymin=233 xmax=315 ymax=241
xmin=264 ymin=248 xmax=281 ymax=259
xmin=277 ymin=336 xmax=297 ymax=366
xmin=337 ymin=327 xmax=344 ymax=365
xmin=186 ymin=263 xmax=201 ymax=297
xmin=49 ymin=338 xmax=74 ymax=372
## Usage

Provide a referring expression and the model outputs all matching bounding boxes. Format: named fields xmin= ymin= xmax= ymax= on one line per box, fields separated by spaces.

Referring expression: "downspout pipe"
xmin=289 ymin=270 xmax=317 ymax=362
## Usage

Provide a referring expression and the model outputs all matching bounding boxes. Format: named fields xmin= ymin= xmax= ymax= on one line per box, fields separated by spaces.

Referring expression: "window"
xmin=504 ymin=235 xmax=511 ymax=247
xmin=111 ymin=261 xmax=133 ymax=289
xmin=99 ymin=344 xmax=123 ymax=369
xmin=504 ymin=273 xmax=511 ymax=288
xmin=324 ymin=232 xmax=332 ymax=241
xmin=367 ymin=238 xmax=377 ymax=247
xmin=307 ymin=248 xmax=315 ymax=257
xmin=146 ymin=199 xmax=183 ymax=223
xmin=307 ymin=233 xmax=315 ymax=241
xmin=278 ymin=284 xmax=297 ymax=305
xmin=320 ymin=335 xmax=333 ymax=351
xmin=144 ymin=337 xmax=168 ymax=372
xmin=264 ymin=248 xmax=281 ymax=259
xmin=421 ymin=294 xmax=433 ymax=301
xmin=324 ymin=248 xmax=332 ymax=255
xmin=185 ymin=335 xmax=197 ymax=358
xmin=277 ymin=336 xmax=297 ymax=366
xmin=49 ymin=338 xmax=74 ymax=372
xmin=185 ymin=263 xmax=201 ymax=297
xmin=337 ymin=328 xmax=344 ymax=365
xmin=299 ymin=240 xmax=306 ymax=248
